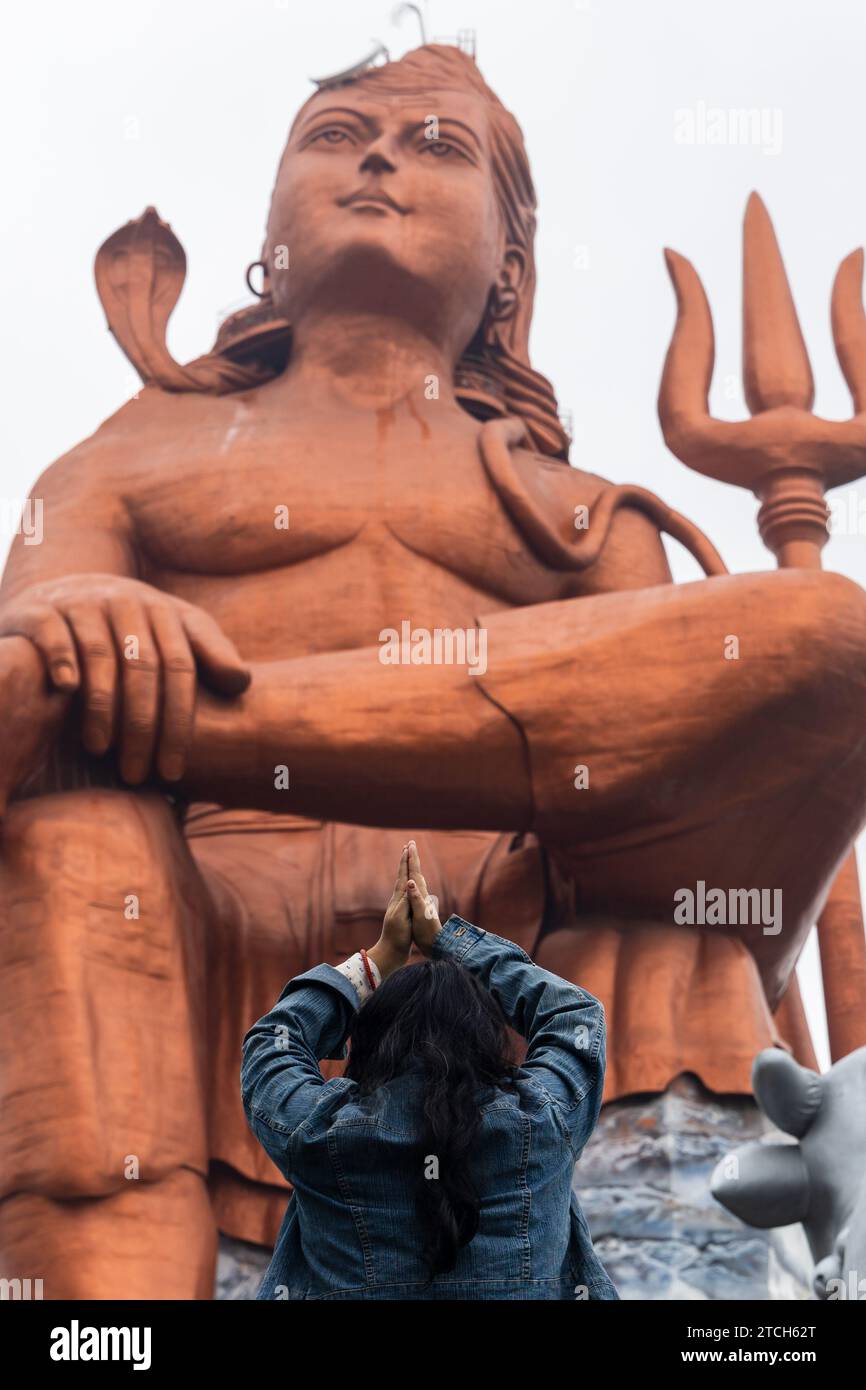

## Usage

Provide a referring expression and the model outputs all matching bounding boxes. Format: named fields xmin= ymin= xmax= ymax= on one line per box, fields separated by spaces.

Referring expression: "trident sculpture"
xmin=659 ymin=192 xmax=866 ymax=1060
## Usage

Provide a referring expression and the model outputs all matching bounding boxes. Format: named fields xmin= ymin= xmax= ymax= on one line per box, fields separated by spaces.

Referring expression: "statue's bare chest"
xmin=128 ymin=404 xmax=561 ymax=611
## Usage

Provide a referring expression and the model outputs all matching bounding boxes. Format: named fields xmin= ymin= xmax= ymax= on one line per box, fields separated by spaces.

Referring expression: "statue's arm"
xmin=1 ymin=438 xmax=138 ymax=600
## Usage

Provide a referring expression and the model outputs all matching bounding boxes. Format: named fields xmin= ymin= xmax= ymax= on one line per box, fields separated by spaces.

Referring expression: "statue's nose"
xmin=359 ymin=143 xmax=398 ymax=177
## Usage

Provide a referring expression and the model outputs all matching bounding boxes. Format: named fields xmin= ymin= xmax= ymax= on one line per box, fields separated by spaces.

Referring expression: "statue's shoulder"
xmin=36 ymin=385 xmax=238 ymax=493
xmin=94 ymin=382 xmax=238 ymax=440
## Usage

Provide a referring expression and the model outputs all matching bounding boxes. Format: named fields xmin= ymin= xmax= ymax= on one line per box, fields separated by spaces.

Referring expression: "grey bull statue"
xmin=711 ymin=1046 xmax=866 ymax=1299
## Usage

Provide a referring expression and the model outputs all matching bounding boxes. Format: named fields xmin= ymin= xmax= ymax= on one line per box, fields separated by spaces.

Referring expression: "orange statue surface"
xmin=2 ymin=45 xmax=866 ymax=1298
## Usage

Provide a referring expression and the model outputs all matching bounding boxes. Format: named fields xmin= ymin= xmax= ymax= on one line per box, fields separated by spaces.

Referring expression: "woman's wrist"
xmin=414 ymin=925 xmax=443 ymax=957
xmin=334 ymin=950 xmax=380 ymax=1003
xmin=367 ymin=940 xmax=408 ymax=981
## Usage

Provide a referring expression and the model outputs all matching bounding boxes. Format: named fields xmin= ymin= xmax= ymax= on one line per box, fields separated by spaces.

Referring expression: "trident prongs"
xmin=832 ymin=247 xmax=866 ymax=416
xmin=658 ymin=192 xmax=866 ymax=548
xmin=742 ymin=191 xmax=814 ymax=414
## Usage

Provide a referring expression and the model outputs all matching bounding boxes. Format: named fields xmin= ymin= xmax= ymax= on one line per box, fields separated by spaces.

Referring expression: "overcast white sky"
xmin=4 ymin=0 xmax=866 ymax=1068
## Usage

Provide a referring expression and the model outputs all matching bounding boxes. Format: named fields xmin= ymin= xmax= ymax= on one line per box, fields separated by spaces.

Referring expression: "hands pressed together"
xmin=366 ymin=841 xmax=443 ymax=982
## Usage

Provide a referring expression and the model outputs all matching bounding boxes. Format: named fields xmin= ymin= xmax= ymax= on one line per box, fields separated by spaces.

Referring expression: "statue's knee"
xmin=784 ymin=571 xmax=866 ymax=693
xmin=741 ymin=570 xmax=866 ymax=688
xmin=808 ymin=568 xmax=866 ymax=660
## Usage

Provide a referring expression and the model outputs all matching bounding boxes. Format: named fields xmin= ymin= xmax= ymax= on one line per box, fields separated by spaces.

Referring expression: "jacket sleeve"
xmin=433 ymin=915 xmax=606 ymax=1158
xmin=240 ymin=963 xmax=360 ymax=1172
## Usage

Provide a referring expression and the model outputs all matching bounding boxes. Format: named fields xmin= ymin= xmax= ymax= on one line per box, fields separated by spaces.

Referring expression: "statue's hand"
xmin=0 ymin=574 xmax=250 ymax=784
xmin=406 ymin=841 xmax=443 ymax=957
xmin=0 ymin=636 xmax=69 ymax=813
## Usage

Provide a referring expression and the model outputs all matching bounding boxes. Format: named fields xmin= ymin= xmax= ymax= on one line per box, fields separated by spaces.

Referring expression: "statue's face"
xmin=266 ymin=85 xmax=506 ymax=355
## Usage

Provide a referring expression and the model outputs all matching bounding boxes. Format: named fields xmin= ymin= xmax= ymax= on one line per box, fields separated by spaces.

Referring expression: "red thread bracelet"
xmin=360 ymin=948 xmax=377 ymax=991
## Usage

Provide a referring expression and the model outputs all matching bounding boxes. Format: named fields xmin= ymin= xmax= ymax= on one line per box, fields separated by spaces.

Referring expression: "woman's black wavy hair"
xmin=343 ymin=957 xmax=520 ymax=1278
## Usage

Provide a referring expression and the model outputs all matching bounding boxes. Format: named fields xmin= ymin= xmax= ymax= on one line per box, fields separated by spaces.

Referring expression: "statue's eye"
xmin=311 ymin=128 xmax=351 ymax=146
xmin=421 ymin=140 xmax=465 ymax=160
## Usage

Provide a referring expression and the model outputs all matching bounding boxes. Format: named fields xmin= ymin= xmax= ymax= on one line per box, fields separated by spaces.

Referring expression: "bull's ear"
xmin=711 ymin=1141 xmax=810 ymax=1228
xmin=752 ymin=1048 xmax=822 ymax=1137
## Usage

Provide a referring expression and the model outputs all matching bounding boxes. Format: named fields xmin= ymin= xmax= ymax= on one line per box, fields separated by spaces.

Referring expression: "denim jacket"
xmin=241 ymin=915 xmax=619 ymax=1300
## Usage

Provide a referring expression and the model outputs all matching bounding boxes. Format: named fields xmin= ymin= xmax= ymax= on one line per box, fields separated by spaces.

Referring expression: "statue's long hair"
xmin=342 ymin=957 xmax=522 ymax=1279
xmin=214 ymin=45 xmax=569 ymax=459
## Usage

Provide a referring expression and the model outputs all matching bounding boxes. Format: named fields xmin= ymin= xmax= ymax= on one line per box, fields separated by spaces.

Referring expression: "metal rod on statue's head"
xmin=658 ymin=191 xmax=866 ymax=1061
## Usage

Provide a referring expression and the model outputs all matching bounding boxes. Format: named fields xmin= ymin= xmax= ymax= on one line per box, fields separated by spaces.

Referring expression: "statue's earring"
xmin=482 ymin=283 xmax=518 ymax=355
xmin=487 ymin=247 xmax=524 ymax=331
xmin=487 ymin=284 xmax=518 ymax=322
xmin=245 ymin=260 xmax=268 ymax=298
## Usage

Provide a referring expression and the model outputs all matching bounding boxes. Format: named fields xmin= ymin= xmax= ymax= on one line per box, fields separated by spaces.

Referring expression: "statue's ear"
xmin=711 ymin=1141 xmax=810 ymax=1227
xmin=752 ymin=1048 xmax=822 ymax=1137
xmin=488 ymin=245 xmax=526 ymax=323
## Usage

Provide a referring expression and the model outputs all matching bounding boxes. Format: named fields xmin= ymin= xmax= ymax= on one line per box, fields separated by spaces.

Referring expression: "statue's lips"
xmin=337 ymin=189 xmax=410 ymax=215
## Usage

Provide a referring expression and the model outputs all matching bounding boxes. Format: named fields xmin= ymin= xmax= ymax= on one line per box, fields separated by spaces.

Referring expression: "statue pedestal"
xmin=215 ymin=1234 xmax=272 ymax=1301
xmin=213 ymin=1072 xmax=815 ymax=1299
xmin=576 ymin=1072 xmax=814 ymax=1300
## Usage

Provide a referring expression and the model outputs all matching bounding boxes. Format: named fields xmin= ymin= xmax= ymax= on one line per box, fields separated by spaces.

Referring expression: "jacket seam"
xmin=519 ymin=1114 xmax=532 ymax=1280
xmin=327 ymin=1130 xmax=376 ymax=1285
xmin=306 ymin=1274 xmax=595 ymax=1292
